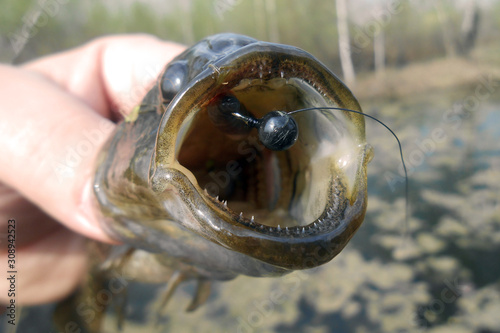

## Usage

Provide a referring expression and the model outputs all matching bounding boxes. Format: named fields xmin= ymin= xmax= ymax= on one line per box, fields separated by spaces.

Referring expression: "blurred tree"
xmin=336 ymin=0 xmax=355 ymax=85
xmin=373 ymin=4 xmax=386 ymax=75
xmin=179 ymin=0 xmax=195 ymax=45
xmin=434 ymin=0 xmax=456 ymax=58
xmin=1 ymin=0 xmax=497 ymax=73
xmin=253 ymin=0 xmax=267 ymax=41
xmin=374 ymin=30 xmax=385 ymax=74
xmin=266 ymin=0 xmax=280 ymax=43
xmin=458 ymin=0 xmax=480 ymax=56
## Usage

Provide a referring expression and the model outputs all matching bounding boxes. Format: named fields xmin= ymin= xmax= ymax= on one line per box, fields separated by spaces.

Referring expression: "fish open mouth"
xmin=95 ymin=36 xmax=371 ymax=272
xmin=165 ymin=45 xmax=370 ymax=240
xmin=91 ymin=34 xmax=376 ymax=320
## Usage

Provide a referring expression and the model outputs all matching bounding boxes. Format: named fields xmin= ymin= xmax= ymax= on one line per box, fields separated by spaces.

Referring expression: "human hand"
xmin=0 ymin=35 xmax=185 ymax=304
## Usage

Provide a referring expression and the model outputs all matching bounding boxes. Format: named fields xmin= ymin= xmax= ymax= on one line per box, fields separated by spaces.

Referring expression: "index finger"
xmin=24 ymin=34 xmax=186 ymax=119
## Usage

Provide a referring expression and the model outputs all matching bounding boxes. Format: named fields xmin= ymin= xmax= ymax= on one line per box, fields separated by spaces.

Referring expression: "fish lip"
xmin=153 ymin=164 xmax=368 ymax=270
xmin=152 ymin=42 xmax=369 ymax=269
xmin=155 ymin=41 xmax=367 ymax=164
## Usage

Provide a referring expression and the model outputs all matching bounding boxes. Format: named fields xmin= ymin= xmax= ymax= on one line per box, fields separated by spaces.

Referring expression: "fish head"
xmin=94 ymin=34 xmax=373 ymax=278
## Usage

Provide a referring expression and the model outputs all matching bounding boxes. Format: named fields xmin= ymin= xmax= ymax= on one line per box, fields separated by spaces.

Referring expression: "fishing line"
xmin=289 ymin=106 xmax=410 ymax=236
xmin=210 ymin=94 xmax=409 ymax=233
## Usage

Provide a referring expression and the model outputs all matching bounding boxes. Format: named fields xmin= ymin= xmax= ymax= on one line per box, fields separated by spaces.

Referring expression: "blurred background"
xmin=1 ymin=0 xmax=499 ymax=332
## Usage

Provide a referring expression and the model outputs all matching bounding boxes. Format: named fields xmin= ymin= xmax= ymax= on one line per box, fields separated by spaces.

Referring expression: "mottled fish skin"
xmin=93 ymin=33 xmax=371 ymax=281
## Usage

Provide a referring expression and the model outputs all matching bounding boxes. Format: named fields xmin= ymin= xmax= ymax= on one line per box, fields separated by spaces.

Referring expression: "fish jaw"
xmin=149 ymin=42 xmax=370 ymax=271
xmin=149 ymin=163 xmax=368 ymax=271
xmin=94 ymin=34 xmax=371 ymax=276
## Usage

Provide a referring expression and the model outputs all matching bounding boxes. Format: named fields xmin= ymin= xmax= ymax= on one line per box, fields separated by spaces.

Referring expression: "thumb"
xmin=0 ymin=35 xmax=185 ymax=242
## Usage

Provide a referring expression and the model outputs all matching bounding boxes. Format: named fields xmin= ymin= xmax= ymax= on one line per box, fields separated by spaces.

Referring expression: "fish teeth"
xmin=302 ymin=227 xmax=305 ymax=234
xmin=251 ymin=216 xmax=255 ymax=223
xmin=216 ymin=196 xmax=219 ymax=201
xmin=204 ymin=188 xmax=208 ymax=195
xmin=239 ymin=212 xmax=243 ymax=219
xmin=277 ymin=225 xmax=281 ymax=231
xmin=223 ymin=200 xmax=227 ymax=207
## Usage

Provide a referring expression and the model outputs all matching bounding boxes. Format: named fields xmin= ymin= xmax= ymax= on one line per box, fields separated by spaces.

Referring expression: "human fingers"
xmin=0 ymin=65 xmax=114 ymax=242
xmin=0 ymin=36 xmax=184 ymax=243
xmin=23 ymin=34 xmax=185 ymax=119
xmin=0 ymin=225 xmax=87 ymax=304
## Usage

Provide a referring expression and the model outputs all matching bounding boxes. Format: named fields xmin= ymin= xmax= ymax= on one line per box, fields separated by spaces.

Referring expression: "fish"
xmin=56 ymin=33 xmax=373 ymax=331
